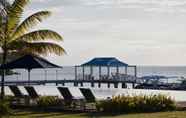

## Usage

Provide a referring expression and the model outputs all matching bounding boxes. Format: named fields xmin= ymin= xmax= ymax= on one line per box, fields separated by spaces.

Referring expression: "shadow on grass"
xmin=17 ymin=112 xmax=68 ymax=118
xmin=10 ymin=107 xmax=186 ymax=118
xmin=80 ymin=112 xmax=139 ymax=118
xmin=11 ymin=108 xmax=89 ymax=118
xmin=79 ymin=110 xmax=183 ymax=118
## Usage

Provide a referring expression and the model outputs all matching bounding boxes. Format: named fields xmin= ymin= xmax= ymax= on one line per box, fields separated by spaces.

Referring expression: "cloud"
xmin=29 ymin=0 xmax=186 ymax=7
xmin=23 ymin=0 xmax=186 ymax=65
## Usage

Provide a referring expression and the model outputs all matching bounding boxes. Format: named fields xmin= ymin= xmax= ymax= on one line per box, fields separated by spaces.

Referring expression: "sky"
xmin=20 ymin=0 xmax=186 ymax=66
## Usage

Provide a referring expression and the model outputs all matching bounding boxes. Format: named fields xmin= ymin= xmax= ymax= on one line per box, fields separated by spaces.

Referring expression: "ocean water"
xmin=3 ymin=66 xmax=186 ymax=101
xmin=5 ymin=66 xmax=186 ymax=81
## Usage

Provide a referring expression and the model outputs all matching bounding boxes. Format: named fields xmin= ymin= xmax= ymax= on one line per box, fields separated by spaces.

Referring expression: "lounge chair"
xmin=79 ymin=88 xmax=96 ymax=111
xmin=9 ymin=86 xmax=24 ymax=98
xmin=24 ymin=86 xmax=39 ymax=99
xmin=57 ymin=87 xmax=82 ymax=109
xmin=79 ymin=88 xmax=96 ymax=103
xmin=24 ymin=86 xmax=39 ymax=105
xmin=8 ymin=86 xmax=28 ymax=105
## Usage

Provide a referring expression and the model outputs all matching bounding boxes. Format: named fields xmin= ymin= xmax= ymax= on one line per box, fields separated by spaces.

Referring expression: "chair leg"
xmin=25 ymin=97 xmax=30 ymax=106
xmin=72 ymin=101 xmax=76 ymax=110
xmin=84 ymin=104 xmax=86 ymax=111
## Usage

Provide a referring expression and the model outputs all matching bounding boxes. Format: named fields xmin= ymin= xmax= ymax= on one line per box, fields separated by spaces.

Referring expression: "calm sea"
xmin=3 ymin=66 xmax=186 ymax=101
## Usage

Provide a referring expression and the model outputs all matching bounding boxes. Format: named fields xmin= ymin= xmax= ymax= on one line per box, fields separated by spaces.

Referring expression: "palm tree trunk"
xmin=0 ymin=49 xmax=7 ymax=100
xmin=0 ymin=0 xmax=8 ymax=100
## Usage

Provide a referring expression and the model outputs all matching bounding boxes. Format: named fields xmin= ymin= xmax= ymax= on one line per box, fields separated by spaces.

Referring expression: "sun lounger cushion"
xmin=9 ymin=86 xmax=24 ymax=97
xmin=24 ymin=86 xmax=39 ymax=98
xmin=79 ymin=88 xmax=95 ymax=103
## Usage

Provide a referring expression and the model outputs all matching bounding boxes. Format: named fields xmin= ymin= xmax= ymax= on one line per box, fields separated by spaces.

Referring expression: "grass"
xmin=1 ymin=110 xmax=186 ymax=118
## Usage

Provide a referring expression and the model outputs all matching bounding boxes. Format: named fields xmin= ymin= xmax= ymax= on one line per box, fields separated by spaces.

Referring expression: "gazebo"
xmin=0 ymin=54 xmax=62 ymax=84
xmin=75 ymin=57 xmax=137 ymax=81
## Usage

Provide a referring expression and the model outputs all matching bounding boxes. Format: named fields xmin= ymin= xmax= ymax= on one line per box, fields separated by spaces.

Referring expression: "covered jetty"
xmin=74 ymin=57 xmax=137 ymax=88
xmin=0 ymin=54 xmax=62 ymax=84
xmin=1 ymin=57 xmax=138 ymax=88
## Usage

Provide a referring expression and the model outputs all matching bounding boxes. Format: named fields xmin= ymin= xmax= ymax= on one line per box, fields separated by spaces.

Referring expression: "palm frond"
xmin=0 ymin=16 xmax=4 ymax=45
xmin=8 ymin=41 xmax=66 ymax=56
xmin=7 ymin=40 xmax=25 ymax=50
xmin=0 ymin=0 xmax=10 ymax=8
xmin=0 ymin=52 xmax=23 ymax=63
xmin=12 ymin=11 xmax=51 ymax=39
xmin=0 ymin=15 xmax=3 ymax=33
xmin=0 ymin=0 xmax=10 ymax=12
xmin=24 ymin=42 xmax=66 ymax=56
xmin=13 ymin=30 xmax=63 ymax=42
xmin=7 ymin=0 xmax=29 ymax=33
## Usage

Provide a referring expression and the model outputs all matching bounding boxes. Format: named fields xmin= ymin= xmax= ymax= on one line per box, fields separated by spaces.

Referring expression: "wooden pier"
xmin=1 ymin=79 xmax=137 ymax=88
xmin=0 ymin=57 xmax=138 ymax=89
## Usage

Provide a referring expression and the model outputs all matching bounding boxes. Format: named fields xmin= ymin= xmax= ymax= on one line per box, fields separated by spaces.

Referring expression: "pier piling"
xmin=80 ymin=82 xmax=83 ymax=87
xmin=114 ymin=83 xmax=118 ymax=88
xmin=91 ymin=82 xmax=94 ymax=87
xmin=74 ymin=82 xmax=78 ymax=87
xmin=122 ymin=83 xmax=126 ymax=88
xmin=132 ymin=83 xmax=135 ymax=88
xmin=107 ymin=83 xmax=110 ymax=88
xmin=98 ymin=82 xmax=101 ymax=88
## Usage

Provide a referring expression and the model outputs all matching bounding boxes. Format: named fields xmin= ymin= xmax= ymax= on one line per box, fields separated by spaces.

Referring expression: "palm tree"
xmin=0 ymin=0 xmax=65 ymax=99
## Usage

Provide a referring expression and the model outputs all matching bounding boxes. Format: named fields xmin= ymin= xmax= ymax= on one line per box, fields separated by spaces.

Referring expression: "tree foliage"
xmin=0 ymin=0 xmax=65 ymax=99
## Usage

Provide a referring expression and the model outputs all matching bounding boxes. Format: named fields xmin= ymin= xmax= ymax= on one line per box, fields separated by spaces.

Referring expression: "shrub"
xmin=96 ymin=94 xmax=176 ymax=113
xmin=36 ymin=96 xmax=62 ymax=108
xmin=0 ymin=100 xmax=11 ymax=116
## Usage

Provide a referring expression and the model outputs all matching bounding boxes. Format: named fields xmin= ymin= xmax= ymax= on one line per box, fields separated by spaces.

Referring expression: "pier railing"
xmin=3 ymin=66 xmax=137 ymax=81
xmin=1 ymin=66 xmax=139 ymax=89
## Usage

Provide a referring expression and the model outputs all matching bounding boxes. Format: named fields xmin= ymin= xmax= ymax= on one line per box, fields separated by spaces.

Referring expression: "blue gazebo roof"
xmin=81 ymin=57 xmax=128 ymax=67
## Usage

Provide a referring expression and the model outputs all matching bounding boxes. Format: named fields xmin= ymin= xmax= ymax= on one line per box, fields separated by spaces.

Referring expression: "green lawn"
xmin=2 ymin=110 xmax=186 ymax=118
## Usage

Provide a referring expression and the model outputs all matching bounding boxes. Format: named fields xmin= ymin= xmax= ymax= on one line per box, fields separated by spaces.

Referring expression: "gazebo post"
xmin=43 ymin=69 xmax=47 ymax=85
xmin=131 ymin=65 xmax=137 ymax=88
xmin=28 ymin=69 xmax=31 ymax=85
xmin=107 ymin=66 xmax=110 ymax=79
xmin=125 ymin=66 xmax=128 ymax=75
xmin=134 ymin=66 xmax=137 ymax=77
xmin=116 ymin=66 xmax=119 ymax=80
xmin=75 ymin=66 xmax=77 ymax=80
xmin=90 ymin=66 xmax=94 ymax=87
xmin=82 ymin=66 xmax=85 ymax=80
xmin=74 ymin=66 xmax=78 ymax=86
xmin=116 ymin=66 xmax=119 ymax=74
xmin=44 ymin=70 xmax=47 ymax=81
xmin=90 ymin=66 xmax=93 ymax=79
xmin=99 ymin=66 xmax=101 ymax=80
xmin=55 ymin=70 xmax=59 ymax=86
xmin=56 ymin=70 xmax=58 ymax=80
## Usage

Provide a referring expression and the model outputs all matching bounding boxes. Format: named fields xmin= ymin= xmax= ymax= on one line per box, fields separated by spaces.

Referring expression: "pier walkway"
xmin=0 ymin=79 xmax=138 ymax=88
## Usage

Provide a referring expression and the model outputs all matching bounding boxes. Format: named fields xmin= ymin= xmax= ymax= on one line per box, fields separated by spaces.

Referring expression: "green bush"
xmin=96 ymin=94 xmax=176 ymax=113
xmin=36 ymin=96 xmax=62 ymax=107
xmin=0 ymin=100 xmax=11 ymax=116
